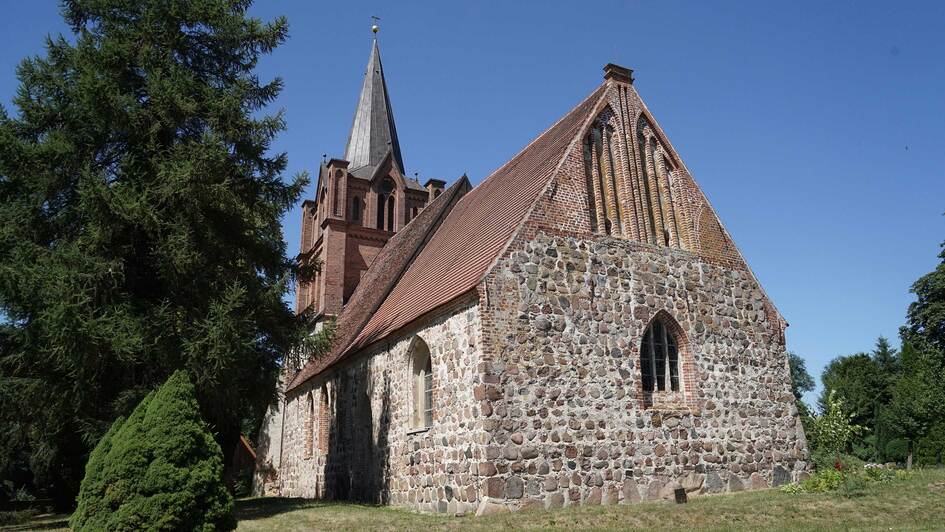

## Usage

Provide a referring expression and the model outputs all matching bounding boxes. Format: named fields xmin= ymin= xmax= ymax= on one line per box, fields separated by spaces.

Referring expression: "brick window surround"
xmin=638 ymin=310 xmax=696 ymax=410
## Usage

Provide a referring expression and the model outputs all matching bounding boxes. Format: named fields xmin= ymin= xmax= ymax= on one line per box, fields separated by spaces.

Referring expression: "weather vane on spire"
xmin=371 ymin=16 xmax=380 ymax=35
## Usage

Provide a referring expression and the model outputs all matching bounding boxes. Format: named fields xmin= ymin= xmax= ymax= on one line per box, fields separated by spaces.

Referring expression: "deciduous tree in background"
xmin=0 ymin=0 xmax=307 ymax=505
xmin=884 ymin=339 xmax=944 ymax=469
xmin=907 ymin=239 xmax=945 ymax=354
xmin=811 ymin=391 xmax=864 ymax=472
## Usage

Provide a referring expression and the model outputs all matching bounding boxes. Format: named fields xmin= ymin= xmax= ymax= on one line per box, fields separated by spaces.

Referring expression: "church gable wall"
xmin=468 ymin=80 xmax=804 ymax=510
xmin=475 ymin=231 xmax=807 ymax=510
xmin=277 ymin=299 xmax=487 ymax=514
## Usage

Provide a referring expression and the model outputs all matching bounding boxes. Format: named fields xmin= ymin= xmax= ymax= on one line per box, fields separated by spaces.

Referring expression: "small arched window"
xmin=332 ymin=171 xmax=342 ymax=215
xmin=351 ymin=195 xmax=361 ymax=221
xmin=386 ymin=195 xmax=396 ymax=232
xmin=376 ymin=193 xmax=386 ymax=229
xmin=410 ymin=338 xmax=433 ymax=429
xmin=640 ymin=318 xmax=680 ymax=393
xmin=304 ymin=392 xmax=315 ymax=458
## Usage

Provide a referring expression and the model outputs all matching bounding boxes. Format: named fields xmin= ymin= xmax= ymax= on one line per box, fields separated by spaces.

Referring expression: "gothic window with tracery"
xmin=640 ymin=318 xmax=680 ymax=393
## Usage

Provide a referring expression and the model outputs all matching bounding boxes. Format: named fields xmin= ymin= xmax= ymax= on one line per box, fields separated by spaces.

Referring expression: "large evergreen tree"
xmin=0 ymin=0 xmax=306 ymax=504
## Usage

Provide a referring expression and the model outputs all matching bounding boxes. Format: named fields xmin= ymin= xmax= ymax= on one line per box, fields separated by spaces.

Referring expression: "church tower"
xmin=296 ymin=36 xmax=443 ymax=322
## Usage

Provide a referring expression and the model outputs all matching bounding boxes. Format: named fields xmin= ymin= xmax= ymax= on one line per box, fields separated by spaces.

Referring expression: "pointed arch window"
xmin=410 ymin=338 xmax=433 ymax=429
xmin=640 ymin=318 xmax=680 ymax=393
xmin=376 ymin=194 xmax=386 ymax=229
xmin=351 ymin=195 xmax=361 ymax=222
xmin=304 ymin=392 xmax=315 ymax=458
xmin=332 ymin=170 xmax=342 ymax=215
xmin=386 ymin=195 xmax=396 ymax=231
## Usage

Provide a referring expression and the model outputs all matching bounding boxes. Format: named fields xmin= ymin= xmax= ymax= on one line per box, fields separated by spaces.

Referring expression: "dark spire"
xmin=344 ymin=38 xmax=405 ymax=175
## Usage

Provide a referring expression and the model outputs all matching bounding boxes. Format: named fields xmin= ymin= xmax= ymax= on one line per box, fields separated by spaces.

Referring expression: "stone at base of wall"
xmin=478 ymin=466 xmax=815 ymax=513
xmin=475 ymin=497 xmax=511 ymax=517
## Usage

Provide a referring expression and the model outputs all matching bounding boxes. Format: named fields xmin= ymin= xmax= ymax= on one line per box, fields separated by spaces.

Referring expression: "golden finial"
xmin=371 ymin=16 xmax=380 ymax=34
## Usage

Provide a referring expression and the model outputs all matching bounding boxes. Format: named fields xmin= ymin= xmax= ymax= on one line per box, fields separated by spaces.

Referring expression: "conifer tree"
xmin=0 ymin=0 xmax=307 ymax=503
xmin=70 ymin=371 xmax=235 ymax=531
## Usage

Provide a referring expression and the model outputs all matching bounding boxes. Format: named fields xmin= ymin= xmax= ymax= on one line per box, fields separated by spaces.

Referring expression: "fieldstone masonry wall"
xmin=275 ymin=300 xmax=487 ymax=514
xmin=475 ymin=230 xmax=808 ymax=510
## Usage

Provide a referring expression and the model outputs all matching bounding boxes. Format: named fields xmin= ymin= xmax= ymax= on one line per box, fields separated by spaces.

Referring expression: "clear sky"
xmin=2 ymin=2 xmax=943 ymax=406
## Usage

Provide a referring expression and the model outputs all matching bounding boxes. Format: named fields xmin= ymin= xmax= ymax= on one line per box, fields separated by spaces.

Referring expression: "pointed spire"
xmin=344 ymin=37 xmax=405 ymax=175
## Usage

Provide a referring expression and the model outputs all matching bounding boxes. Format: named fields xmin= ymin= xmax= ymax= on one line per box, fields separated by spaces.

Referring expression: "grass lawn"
xmin=234 ymin=468 xmax=945 ymax=531
xmin=6 ymin=469 xmax=943 ymax=531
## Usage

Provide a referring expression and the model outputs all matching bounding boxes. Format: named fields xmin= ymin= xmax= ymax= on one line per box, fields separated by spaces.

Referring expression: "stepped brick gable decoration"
xmin=254 ymin=37 xmax=809 ymax=514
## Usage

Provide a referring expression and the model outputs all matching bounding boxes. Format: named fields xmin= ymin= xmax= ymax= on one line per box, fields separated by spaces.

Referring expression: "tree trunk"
xmin=907 ymin=439 xmax=913 ymax=470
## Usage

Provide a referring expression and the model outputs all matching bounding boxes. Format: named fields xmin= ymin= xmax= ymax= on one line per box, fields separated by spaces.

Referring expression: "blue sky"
xmin=2 ymin=2 xmax=943 ymax=406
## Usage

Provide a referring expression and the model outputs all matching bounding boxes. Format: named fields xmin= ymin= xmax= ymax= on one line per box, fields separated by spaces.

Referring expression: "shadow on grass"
xmin=235 ymin=498 xmax=320 ymax=522
xmin=0 ymin=513 xmax=70 ymax=532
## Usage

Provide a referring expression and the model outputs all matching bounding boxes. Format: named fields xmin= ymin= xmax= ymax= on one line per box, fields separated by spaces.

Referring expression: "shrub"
xmin=810 ymin=449 xmax=865 ymax=473
xmin=809 ymin=391 xmax=865 ymax=468
xmin=72 ymin=411 xmax=135 ymax=527
xmin=70 ymin=371 xmax=235 ymax=531
xmin=895 ymin=469 xmax=916 ymax=481
xmin=802 ymin=469 xmax=844 ymax=492
xmin=884 ymin=438 xmax=910 ymax=463
xmin=864 ymin=464 xmax=896 ymax=483
xmin=780 ymin=469 xmax=844 ymax=493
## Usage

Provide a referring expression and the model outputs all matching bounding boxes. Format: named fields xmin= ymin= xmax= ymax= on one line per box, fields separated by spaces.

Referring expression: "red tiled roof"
xmin=346 ymin=85 xmax=607 ymax=353
xmin=287 ymin=176 xmax=472 ymax=391
xmin=288 ymin=83 xmax=606 ymax=390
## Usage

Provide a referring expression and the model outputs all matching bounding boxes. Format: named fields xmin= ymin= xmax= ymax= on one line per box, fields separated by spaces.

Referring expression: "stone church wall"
xmin=474 ymin=230 xmax=808 ymax=510
xmin=276 ymin=298 xmax=487 ymax=514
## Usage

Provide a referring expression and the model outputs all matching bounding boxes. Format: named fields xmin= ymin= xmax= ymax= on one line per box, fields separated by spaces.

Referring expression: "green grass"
xmin=8 ymin=469 xmax=944 ymax=531
xmin=234 ymin=469 xmax=945 ymax=531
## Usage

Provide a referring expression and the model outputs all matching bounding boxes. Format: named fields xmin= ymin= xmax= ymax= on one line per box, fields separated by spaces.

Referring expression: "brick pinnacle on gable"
xmin=603 ymin=63 xmax=634 ymax=84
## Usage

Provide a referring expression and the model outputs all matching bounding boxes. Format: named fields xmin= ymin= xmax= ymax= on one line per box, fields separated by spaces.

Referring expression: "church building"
xmin=254 ymin=34 xmax=809 ymax=515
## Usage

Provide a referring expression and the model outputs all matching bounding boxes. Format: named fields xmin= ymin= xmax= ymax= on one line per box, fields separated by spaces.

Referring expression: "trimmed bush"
xmin=71 ymin=371 xmax=235 ymax=531
xmin=71 ymin=410 xmax=134 ymax=528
